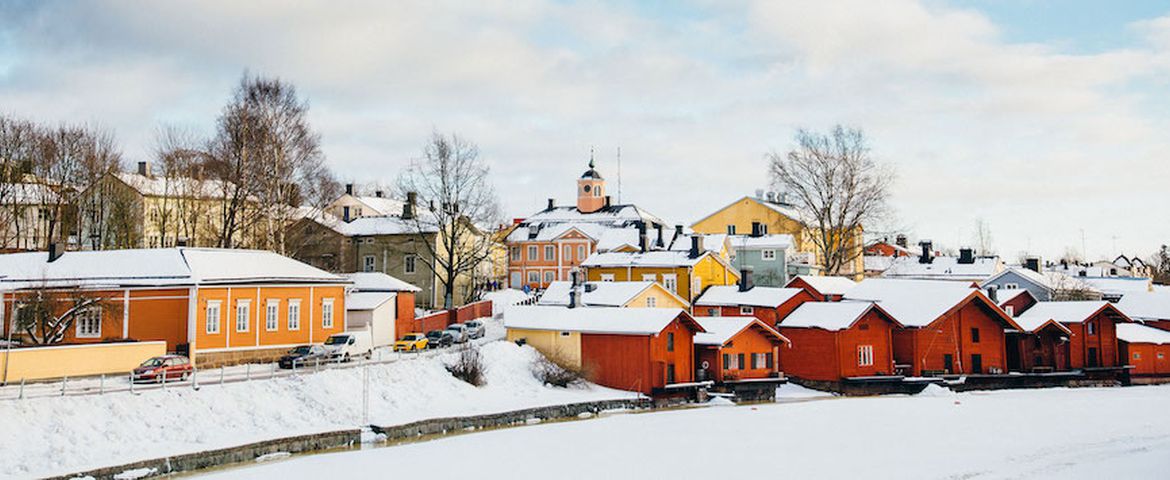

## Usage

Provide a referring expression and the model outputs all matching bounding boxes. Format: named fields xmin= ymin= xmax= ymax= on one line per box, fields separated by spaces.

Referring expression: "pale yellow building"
xmin=536 ymin=280 xmax=689 ymax=309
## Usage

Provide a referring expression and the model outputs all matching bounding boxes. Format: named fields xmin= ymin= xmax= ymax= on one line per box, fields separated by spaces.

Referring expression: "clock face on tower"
xmin=583 ymin=184 xmax=592 ymax=193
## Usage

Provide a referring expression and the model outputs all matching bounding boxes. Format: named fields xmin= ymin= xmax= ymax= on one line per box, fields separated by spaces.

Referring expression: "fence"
xmin=407 ymin=300 xmax=493 ymax=335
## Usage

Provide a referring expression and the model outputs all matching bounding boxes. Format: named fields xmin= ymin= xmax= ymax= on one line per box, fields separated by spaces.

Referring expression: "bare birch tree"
xmin=972 ymin=218 xmax=994 ymax=255
xmin=397 ymin=132 xmax=501 ymax=309
xmin=11 ymin=284 xmax=121 ymax=345
xmin=768 ymin=126 xmax=893 ymax=276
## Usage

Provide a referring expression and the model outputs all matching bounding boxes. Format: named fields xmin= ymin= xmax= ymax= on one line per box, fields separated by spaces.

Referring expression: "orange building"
xmin=694 ymin=284 xmax=814 ymax=325
xmin=1117 ymin=323 xmax=1170 ymax=380
xmin=693 ymin=316 xmax=789 ymax=383
xmin=785 ymin=275 xmax=857 ymax=302
xmin=1012 ymin=301 xmax=1130 ymax=371
xmin=777 ymin=302 xmax=902 ymax=381
xmin=0 ymin=248 xmax=349 ymax=367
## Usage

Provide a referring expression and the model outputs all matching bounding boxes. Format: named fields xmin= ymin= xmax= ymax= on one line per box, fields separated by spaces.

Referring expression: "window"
xmin=642 ymin=273 xmax=657 ymax=282
xmin=363 ymin=255 xmax=376 ymax=272
xmin=287 ymin=300 xmax=301 ymax=331
xmin=666 ymin=363 xmax=676 ymax=384
xmin=1087 ymin=322 xmax=1096 ymax=335
xmin=707 ymin=308 xmax=720 ymax=316
xmin=322 ymin=298 xmax=335 ymax=329
xmin=1004 ymin=283 xmax=1019 ymax=290
xmin=544 ymin=245 xmax=555 ymax=261
xmin=577 ymin=245 xmax=585 ymax=260
xmin=236 ymin=300 xmax=251 ymax=333
xmin=762 ymin=249 xmax=777 ymax=261
xmin=740 ymin=306 xmax=754 ymax=315
xmin=662 ymin=274 xmax=677 ymax=293
xmin=971 ymin=327 xmax=981 ymax=343
xmin=646 ymin=297 xmax=657 ymax=308
xmin=1159 ymin=353 xmax=1166 ymax=359
xmin=666 ymin=332 xmax=674 ymax=352
xmin=266 ymin=300 xmax=279 ymax=331
xmin=726 ymin=225 xmax=736 ymax=235
xmin=563 ymin=245 xmax=572 ymax=261
xmin=510 ymin=247 xmax=520 ymax=261
xmin=858 ymin=345 xmax=874 ymax=366
xmin=560 ymin=331 xmax=572 ymax=337
xmin=76 ymin=307 xmax=102 ymax=338
xmin=404 ymin=254 xmax=417 ymax=274
xmin=206 ymin=301 xmax=221 ymax=334
xmin=527 ymin=246 xmax=538 ymax=261
xmin=751 ymin=353 xmax=773 ymax=369
xmin=723 ymin=353 xmax=742 ymax=370
xmin=527 ymin=271 xmax=540 ymax=284
xmin=600 ymin=273 xmax=615 ymax=282
xmin=760 ymin=224 xmax=768 ymax=234
xmin=593 ymin=188 xmax=601 ymax=198
xmin=1134 ymin=352 xmax=1142 ymax=360
xmin=543 ymin=271 xmax=555 ymax=284
xmin=1005 ymin=306 xmax=1015 ymax=317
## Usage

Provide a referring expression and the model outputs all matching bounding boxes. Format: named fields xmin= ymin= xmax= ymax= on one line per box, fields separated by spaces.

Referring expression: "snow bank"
xmin=916 ymin=383 xmax=956 ymax=397
xmin=0 ymin=341 xmax=634 ymax=479
xmin=775 ymin=383 xmax=834 ymax=400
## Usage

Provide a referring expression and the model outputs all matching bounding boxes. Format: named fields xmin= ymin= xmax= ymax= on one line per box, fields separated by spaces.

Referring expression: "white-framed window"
xmin=404 ymin=254 xmax=417 ymax=274
xmin=236 ymin=300 xmax=251 ymax=333
xmin=740 ymin=306 xmax=754 ymax=315
xmin=1134 ymin=352 xmax=1141 ymax=360
xmin=206 ymin=301 xmax=221 ymax=335
xmin=510 ymin=247 xmax=520 ymax=261
xmin=662 ymin=274 xmax=677 ymax=293
xmin=1004 ymin=283 xmax=1019 ymax=290
xmin=577 ymin=245 xmax=586 ymax=260
xmin=1159 ymin=353 xmax=1166 ymax=359
xmin=287 ymin=299 xmax=301 ymax=331
xmin=723 ymin=353 xmax=742 ymax=370
xmin=707 ymin=307 xmax=720 ymax=316
xmin=544 ymin=271 xmax=555 ymax=284
xmin=692 ymin=278 xmax=702 ymax=298
xmin=760 ymin=224 xmax=768 ymax=234
xmin=762 ymin=249 xmax=777 ymax=261
xmin=642 ymin=273 xmax=657 ymax=282
xmin=726 ymin=225 xmax=736 ymax=235
xmin=1005 ymin=305 xmax=1015 ymax=317
xmin=266 ymin=300 xmax=280 ymax=331
xmin=600 ymin=273 xmax=615 ymax=282
xmin=751 ymin=353 xmax=773 ymax=369
xmin=646 ymin=297 xmax=657 ymax=307
xmin=322 ymin=298 xmax=334 ymax=329
xmin=527 ymin=271 xmax=540 ymax=284
xmin=364 ymin=238 xmax=374 ymax=244
xmin=563 ymin=245 xmax=572 ymax=261
xmin=593 ymin=188 xmax=600 ymax=197
xmin=858 ymin=345 xmax=874 ymax=367
xmin=527 ymin=245 xmax=538 ymax=261
xmin=363 ymin=255 xmax=376 ymax=272
xmin=544 ymin=245 xmax=555 ymax=261
xmin=1087 ymin=322 xmax=1096 ymax=335
xmin=76 ymin=306 xmax=102 ymax=338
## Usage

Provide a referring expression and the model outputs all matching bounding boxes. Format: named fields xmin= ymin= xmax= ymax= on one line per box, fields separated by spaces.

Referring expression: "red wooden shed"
xmin=776 ymin=302 xmax=903 ymax=381
xmin=693 ymin=316 xmax=789 ymax=383
xmin=1117 ymin=323 xmax=1170 ymax=381
xmin=1013 ymin=301 xmax=1131 ymax=370
xmin=785 ymin=275 xmax=857 ymax=302
xmin=693 ymin=285 xmax=814 ymax=325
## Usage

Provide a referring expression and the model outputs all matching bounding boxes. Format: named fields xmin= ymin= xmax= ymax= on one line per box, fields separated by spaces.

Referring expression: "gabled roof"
xmin=503 ymin=306 xmax=703 ymax=335
xmin=3 ymin=183 xmax=60 ymax=204
xmin=581 ymin=249 xmax=738 ymax=276
xmin=346 ymin=292 xmax=397 ymax=311
xmin=845 ymin=278 xmax=1020 ymax=329
xmin=778 ymin=301 xmax=902 ymax=331
xmin=1079 ymin=277 xmax=1153 ymax=296
xmin=350 ymin=195 xmax=404 ymax=216
xmin=1014 ymin=301 xmax=1127 ymax=328
xmin=728 ymin=234 xmax=794 ymax=250
xmin=1116 ymin=323 xmax=1170 ymax=345
xmin=882 ymin=255 xmax=1003 ymax=282
xmin=789 ymin=275 xmax=857 ymax=296
xmin=0 ymin=248 xmax=345 ymax=290
xmin=982 ymin=267 xmax=1054 ymax=291
xmin=1116 ymin=291 xmax=1170 ymax=321
xmin=344 ymin=272 xmax=421 ymax=292
xmin=537 ymin=281 xmax=687 ymax=307
xmin=694 ymin=286 xmax=804 ymax=308
xmin=112 ymin=172 xmax=233 ymax=199
xmin=986 ymin=288 xmax=1034 ymax=308
xmin=689 ymin=195 xmax=810 ymax=228
xmin=693 ymin=316 xmax=789 ymax=346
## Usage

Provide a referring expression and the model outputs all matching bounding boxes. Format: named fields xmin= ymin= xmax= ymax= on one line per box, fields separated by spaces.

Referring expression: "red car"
xmin=133 ymin=355 xmax=193 ymax=383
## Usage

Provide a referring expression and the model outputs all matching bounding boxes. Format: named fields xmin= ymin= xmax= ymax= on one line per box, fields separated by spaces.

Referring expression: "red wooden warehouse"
xmin=693 ymin=285 xmax=814 ymax=325
xmin=693 ymin=316 xmax=789 ymax=383
xmin=846 ymin=279 xmax=1022 ymax=376
xmin=785 ymin=275 xmax=857 ymax=302
xmin=1117 ymin=323 xmax=1170 ymax=382
xmin=776 ymin=302 xmax=903 ymax=381
xmin=1012 ymin=301 xmax=1130 ymax=370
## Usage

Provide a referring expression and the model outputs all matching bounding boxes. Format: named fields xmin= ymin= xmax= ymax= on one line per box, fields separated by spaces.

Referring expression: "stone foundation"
xmin=194 ymin=347 xmax=294 ymax=369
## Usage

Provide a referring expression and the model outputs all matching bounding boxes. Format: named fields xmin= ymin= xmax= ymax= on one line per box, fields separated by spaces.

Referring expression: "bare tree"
xmin=972 ymin=218 xmax=994 ymax=255
xmin=397 ymin=132 xmax=501 ymax=309
xmin=11 ymin=284 xmax=121 ymax=345
xmin=0 ymin=116 xmax=40 ymax=249
xmin=768 ymin=126 xmax=894 ymax=276
xmin=1149 ymin=245 xmax=1170 ymax=285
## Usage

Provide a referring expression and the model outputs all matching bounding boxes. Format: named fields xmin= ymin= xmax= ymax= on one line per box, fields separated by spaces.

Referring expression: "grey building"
xmin=728 ymin=233 xmax=793 ymax=287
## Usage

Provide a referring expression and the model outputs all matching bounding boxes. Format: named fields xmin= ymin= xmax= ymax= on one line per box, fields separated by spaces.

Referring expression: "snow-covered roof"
xmin=693 ymin=316 xmax=787 ymax=346
xmin=844 ymin=278 xmax=1011 ymax=329
xmin=790 ymin=275 xmax=857 ymax=296
xmin=1 ymin=183 xmax=60 ymax=204
xmin=882 ymin=255 xmax=1003 ymax=282
xmin=352 ymin=196 xmax=403 ymax=216
xmin=983 ymin=267 xmax=1054 ymax=291
xmin=504 ymin=306 xmax=701 ymax=335
xmin=864 ymin=255 xmax=894 ymax=273
xmin=581 ymin=250 xmax=731 ymax=270
xmin=1116 ymin=323 xmax=1170 ymax=345
xmin=690 ymin=195 xmax=811 ymax=229
xmin=537 ymin=281 xmax=681 ymax=307
xmin=344 ymin=272 xmax=421 ymax=292
xmin=728 ymin=234 xmax=794 ymax=250
xmin=1116 ymin=291 xmax=1170 ymax=321
xmin=522 ymin=204 xmax=664 ymax=225
xmin=113 ymin=172 xmax=233 ymax=199
xmin=668 ymin=233 xmax=727 ymax=254
xmin=694 ymin=286 xmax=803 ymax=308
xmin=988 ymin=288 xmax=1031 ymax=307
xmin=0 ymin=248 xmax=345 ymax=290
xmin=1079 ymin=277 xmax=1152 ymax=296
xmin=780 ymin=302 xmax=894 ymax=330
xmin=346 ymin=292 xmax=396 ymax=311
xmin=1014 ymin=301 xmax=1122 ymax=332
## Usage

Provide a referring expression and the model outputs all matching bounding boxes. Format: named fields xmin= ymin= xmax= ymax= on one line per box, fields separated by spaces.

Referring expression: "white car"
xmin=323 ymin=332 xmax=373 ymax=361
xmin=464 ymin=320 xmax=486 ymax=339
xmin=444 ymin=324 xmax=469 ymax=343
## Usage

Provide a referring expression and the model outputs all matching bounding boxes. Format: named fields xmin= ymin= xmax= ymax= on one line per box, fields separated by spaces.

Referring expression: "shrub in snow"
xmin=446 ymin=344 xmax=485 ymax=386
xmin=531 ymin=355 xmax=585 ymax=388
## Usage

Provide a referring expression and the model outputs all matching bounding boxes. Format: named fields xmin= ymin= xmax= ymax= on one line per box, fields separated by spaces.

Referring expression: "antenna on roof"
xmin=589 ymin=146 xmax=595 ymax=169
xmin=616 ymin=146 xmax=622 ymax=204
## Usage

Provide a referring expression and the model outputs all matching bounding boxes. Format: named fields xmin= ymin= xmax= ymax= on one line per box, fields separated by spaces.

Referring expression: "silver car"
xmin=444 ymin=323 xmax=469 ymax=343
xmin=464 ymin=320 xmax=486 ymax=339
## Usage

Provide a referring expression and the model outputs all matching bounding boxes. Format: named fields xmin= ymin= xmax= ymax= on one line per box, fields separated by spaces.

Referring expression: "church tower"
xmin=576 ymin=154 xmax=606 ymax=213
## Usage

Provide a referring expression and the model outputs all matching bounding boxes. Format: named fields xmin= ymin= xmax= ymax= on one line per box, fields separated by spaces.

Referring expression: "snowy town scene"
xmin=2 ymin=1 xmax=1170 ymax=479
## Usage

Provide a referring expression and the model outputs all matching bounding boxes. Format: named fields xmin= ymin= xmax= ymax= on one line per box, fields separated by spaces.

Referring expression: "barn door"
xmin=1088 ymin=347 xmax=1099 ymax=368
xmin=970 ymin=354 xmax=983 ymax=374
xmin=943 ymin=354 xmax=954 ymax=374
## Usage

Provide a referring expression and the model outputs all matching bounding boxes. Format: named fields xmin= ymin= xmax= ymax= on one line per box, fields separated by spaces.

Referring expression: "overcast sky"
xmin=2 ymin=0 xmax=1168 ymax=261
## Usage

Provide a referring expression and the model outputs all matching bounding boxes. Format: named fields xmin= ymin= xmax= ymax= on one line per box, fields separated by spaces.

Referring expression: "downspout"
xmin=122 ymin=289 xmax=130 ymax=339
xmin=255 ymin=287 xmax=261 ymax=347
xmin=309 ymin=286 xmax=315 ymax=344
xmin=226 ymin=287 xmax=232 ymax=349
xmin=2 ymin=291 xmax=10 ymax=385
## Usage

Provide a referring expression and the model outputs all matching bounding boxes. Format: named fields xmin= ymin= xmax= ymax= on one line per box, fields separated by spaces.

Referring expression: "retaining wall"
xmin=372 ymin=398 xmax=651 ymax=439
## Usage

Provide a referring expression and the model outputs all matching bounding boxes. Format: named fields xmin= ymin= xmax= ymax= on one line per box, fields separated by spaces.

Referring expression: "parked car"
xmin=425 ymin=330 xmax=454 ymax=349
xmin=279 ymin=345 xmax=331 ymax=369
xmin=444 ymin=324 xmax=469 ymax=343
xmin=323 ymin=332 xmax=372 ymax=362
xmin=394 ymin=333 xmax=429 ymax=352
xmin=132 ymin=355 xmax=193 ymax=383
xmin=464 ymin=320 xmax=486 ymax=339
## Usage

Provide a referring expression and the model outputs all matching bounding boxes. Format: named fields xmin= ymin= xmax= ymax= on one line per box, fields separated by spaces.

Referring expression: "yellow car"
xmin=394 ymin=333 xmax=429 ymax=352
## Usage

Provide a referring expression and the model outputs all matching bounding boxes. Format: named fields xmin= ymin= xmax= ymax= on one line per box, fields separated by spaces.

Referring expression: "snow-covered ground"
xmin=0 ymin=338 xmax=635 ymax=479
xmin=200 ymin=385 xmax=1170 ymax=480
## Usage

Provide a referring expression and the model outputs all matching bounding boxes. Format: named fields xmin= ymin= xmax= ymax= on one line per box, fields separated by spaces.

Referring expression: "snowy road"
xmin=198 ymin=384 xmax=1170 ymax=480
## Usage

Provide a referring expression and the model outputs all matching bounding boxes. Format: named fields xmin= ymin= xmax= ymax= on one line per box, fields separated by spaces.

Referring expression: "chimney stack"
xmin=568 ymin=270 xmax=582 ymax=308
xmin=655 ymin=225 xmax=664 ymax=248
xmin=895 ymin=234 xmax=908 ymax=249
xmin=176 ymin=237 xmax=188 ymax=247
xmin=987 ymin=285 xmax=999 ymax=303
xmin=1024 ymin=256 xmax=1041 ymax=273
xmin=638 ymin=223 xmax=648 ymax=253
xmin=739 ymin=266 xmax=754 ymax=292
xmin=690 ymin=235 xmax=704 ymax=259
xmin=751 ymin=221 xmax=762 ymax=238
xmin=343 ymin=206 xmax=351 ymax=223
xmin=547 ymin=198 xmax=555 ymax=211
xmin=958 ymin=247 xmax=975 ymax=265
xmin=402 ymin=191 xmax=417 ymax=219
xmin=604 ymin=195 xmax=612 ymax=208
xmin=47 ymin=243 xmax=63 ymax=262
xmin=375 ymin=190 xmax=383 ymax=198
xmin=919 ymin=240 xmax=933 ymax=264
xmin=345 ymin=183 xmax=354 ymax=195
xmin=137 ymin=161 xmax=151 ymax=177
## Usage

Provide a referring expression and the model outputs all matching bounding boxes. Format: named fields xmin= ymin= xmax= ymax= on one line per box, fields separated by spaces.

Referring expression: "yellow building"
xmin=536 ymin=280 xmax=689 ymax=309
xmin=691 ymin=195 xmax=865 ymax=279
xmin=580 ymin=247 xmax=740 ymax=305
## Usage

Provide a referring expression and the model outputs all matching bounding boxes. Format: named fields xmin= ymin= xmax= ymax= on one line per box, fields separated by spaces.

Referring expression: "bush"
xmin=532 ymin=355 xmax=585 ymax=388
xmin=446 ymin=344 xmax=485 ymax=386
